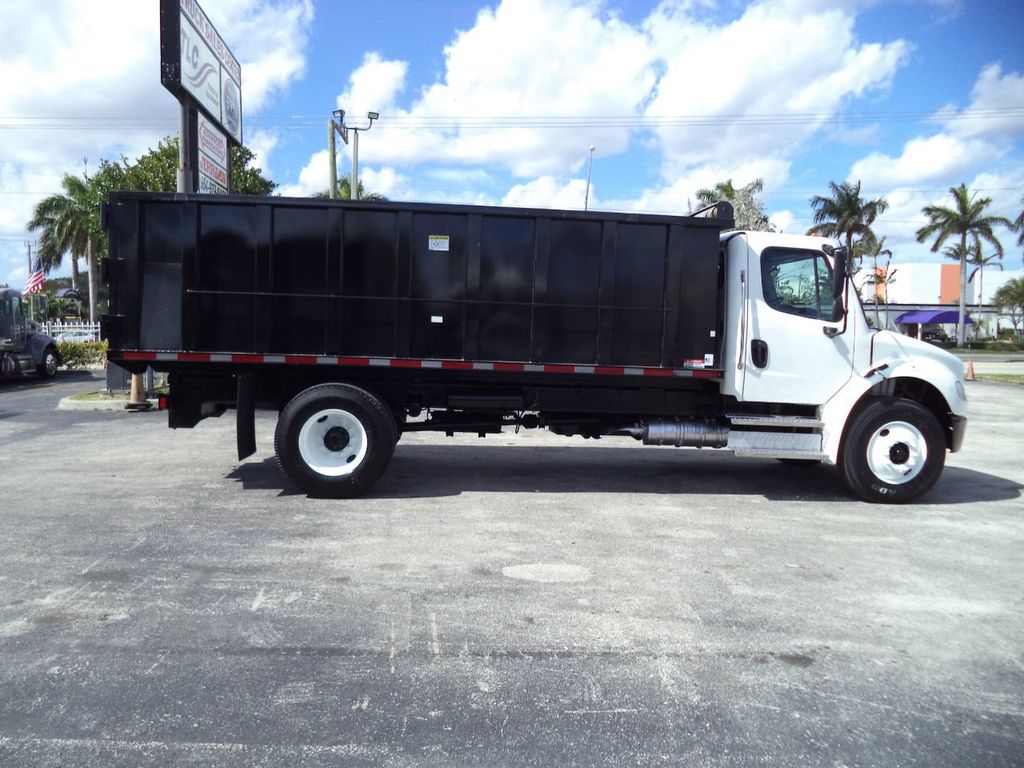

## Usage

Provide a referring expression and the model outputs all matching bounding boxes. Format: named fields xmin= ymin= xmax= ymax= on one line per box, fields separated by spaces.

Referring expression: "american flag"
xmin=23 ymin=258 xmax=45 ymax=296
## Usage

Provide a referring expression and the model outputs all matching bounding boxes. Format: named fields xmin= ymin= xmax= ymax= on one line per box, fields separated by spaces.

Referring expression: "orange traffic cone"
xmin=965 ymin=358 xmax=976 ymax=382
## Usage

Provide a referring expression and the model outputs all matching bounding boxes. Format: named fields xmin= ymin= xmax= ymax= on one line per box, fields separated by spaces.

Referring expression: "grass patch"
xmin=69 ymin=391 xmax=128 ymax=402
xmin=975 ymin=374 xmax=1024 ymax=385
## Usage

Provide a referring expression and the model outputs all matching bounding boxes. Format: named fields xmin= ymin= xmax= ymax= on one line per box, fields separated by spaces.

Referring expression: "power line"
xmin=1 ymin=106 xmax=1022 ymax=131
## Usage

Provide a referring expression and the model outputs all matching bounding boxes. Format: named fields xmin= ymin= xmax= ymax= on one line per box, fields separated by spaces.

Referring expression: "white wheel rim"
xmin=297 ymin=408 xmax=368 ymax=477
xmin=865 ymin=420 xmax=927 ymax=485
xmin=46 ymin=352 xmax=57 ymax=375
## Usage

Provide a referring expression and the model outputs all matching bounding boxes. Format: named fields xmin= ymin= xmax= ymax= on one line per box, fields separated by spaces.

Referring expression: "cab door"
xmin=9 ymin=293 xmax=28 ymax=351
xmin=741 ymin=245 xmax=854 ymax=405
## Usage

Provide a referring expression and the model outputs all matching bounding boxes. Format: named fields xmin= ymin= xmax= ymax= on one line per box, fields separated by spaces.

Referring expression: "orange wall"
xmin=939 ymin=263 xmax=960 ymax=304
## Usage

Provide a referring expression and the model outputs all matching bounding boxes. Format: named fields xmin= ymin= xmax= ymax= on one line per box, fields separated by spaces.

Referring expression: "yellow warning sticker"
xmin=428 ymin=235 xmax=450 ymax=252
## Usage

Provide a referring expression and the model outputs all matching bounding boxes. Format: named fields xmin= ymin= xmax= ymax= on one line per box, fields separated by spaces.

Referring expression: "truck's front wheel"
xmin=275 ymin=383 xmax=397 ymax=497
xmin=840 ymin=397 xmax=945 ymax=504
xmin=36 ymin=346 xmax=59 ymax=378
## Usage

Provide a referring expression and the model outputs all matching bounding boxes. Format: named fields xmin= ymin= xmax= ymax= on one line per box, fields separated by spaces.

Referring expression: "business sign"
xmin=197 ymin=112 xmax=229 ymax=194
xmin=160 ymin=0 xmax=242 ymax=145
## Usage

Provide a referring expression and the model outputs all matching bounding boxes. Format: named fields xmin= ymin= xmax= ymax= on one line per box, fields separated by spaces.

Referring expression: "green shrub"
xmin=58 ymin=340 xmax=108 ymax=370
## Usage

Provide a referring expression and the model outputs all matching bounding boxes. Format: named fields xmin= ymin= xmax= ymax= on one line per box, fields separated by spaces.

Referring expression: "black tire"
xmin=274 ymin=383 xmax=398 ymax=498
xmin=840 ymin=397 xmax=946 ymax=504
xmin=36 ymin=346 xmax=59 ymax=378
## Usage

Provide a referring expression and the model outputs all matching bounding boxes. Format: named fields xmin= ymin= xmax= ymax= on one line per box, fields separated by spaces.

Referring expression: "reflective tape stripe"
xmin=113 ymin=351 xmax=719 ymax=379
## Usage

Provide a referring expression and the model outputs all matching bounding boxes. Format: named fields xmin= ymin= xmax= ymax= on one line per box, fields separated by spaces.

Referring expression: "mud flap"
xmin=237 ymin=374 xmax=256 ymax=460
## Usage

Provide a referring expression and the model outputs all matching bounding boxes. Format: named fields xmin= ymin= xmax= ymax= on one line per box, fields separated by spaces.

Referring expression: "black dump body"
xmin=104 ymin=193 xmax=730 ymax=366
xmin=103 ymin=193 xmax=733 ymax=435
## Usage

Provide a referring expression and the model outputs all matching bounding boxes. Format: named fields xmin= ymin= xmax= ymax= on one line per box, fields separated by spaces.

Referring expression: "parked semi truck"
xmin=101 ymin=192 xmax=966 ymax=503
xmin=0 ymin=286 xmax=60 ymax=379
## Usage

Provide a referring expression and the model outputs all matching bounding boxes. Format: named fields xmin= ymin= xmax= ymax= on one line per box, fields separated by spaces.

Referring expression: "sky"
xmin=2 ymin=0 xmax=1023 ymax=294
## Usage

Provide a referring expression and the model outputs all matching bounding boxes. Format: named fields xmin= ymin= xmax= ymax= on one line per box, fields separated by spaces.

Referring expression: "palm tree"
xmin=916 ymin=183 xmax=1011 ymax=346
xmin=967 ymin=245 xmax=1002 ymax=312
xmin=318 ymin=178 xmax=387 ymax=201
xmin=27 ymin=173 xmax=102 ymax=322
xmin=695 ymin=179 xmax=744 ymax=206
xmin=695 ymin=178 xmax=771 ymax=231
xmin=993 ymin=277 xmax=1024 ymax=336
xmin=807 ymin=180 xmax=888 ymax=258
xmin=856 ymin=235 xmax=893 ymax=328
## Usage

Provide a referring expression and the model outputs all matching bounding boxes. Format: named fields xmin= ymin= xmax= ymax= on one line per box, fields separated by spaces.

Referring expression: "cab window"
xmin=762 ymin=248 xmax=833 ymax=320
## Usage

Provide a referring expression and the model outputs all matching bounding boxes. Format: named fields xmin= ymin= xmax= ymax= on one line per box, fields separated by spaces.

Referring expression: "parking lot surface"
xmin=1 ymin=373 xmax=1022 ymax=767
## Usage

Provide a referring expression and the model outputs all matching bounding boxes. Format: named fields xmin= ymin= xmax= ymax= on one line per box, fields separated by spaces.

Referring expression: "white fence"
xmin=42 ymin=321 xmax=102 ymax=341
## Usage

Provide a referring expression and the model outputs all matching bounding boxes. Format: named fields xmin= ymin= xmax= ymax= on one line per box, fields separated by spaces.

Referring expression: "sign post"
xmin=159 ymin=0 xmax=243 ymax=194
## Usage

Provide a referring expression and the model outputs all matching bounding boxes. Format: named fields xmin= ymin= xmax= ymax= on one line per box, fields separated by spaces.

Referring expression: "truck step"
xmin=728 ymin=430 xmax=822 ymax=454
xmin=726 ymin=414 xmax=824 ymax=429
xmin=731 ymin=448 xmax=828 ymax=460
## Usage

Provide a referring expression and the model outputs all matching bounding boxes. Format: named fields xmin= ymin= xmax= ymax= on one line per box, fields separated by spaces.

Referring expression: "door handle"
xmin=751 ymin=339 xmax=768 ymax=368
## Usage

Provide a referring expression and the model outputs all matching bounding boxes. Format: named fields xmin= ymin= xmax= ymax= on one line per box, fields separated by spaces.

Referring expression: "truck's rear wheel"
xmin=840 ymin=397 xmax=945 ymax=504
xmin=275 ymin=383 xmax=397 ymax=497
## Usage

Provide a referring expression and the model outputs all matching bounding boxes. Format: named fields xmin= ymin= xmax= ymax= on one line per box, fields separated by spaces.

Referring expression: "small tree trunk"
xmin=71 ymin=256 xmax=79 ymax=291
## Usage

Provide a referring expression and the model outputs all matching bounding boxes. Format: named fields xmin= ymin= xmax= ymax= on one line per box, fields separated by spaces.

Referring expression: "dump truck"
xmin=0 ymin=286 xmax=60 ymax=379
xmin=101 ymin=192 xmax=967 ymax=503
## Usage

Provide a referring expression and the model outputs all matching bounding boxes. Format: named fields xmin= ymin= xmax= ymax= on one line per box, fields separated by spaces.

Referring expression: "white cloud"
xmin=0 ymin=0 xmax=314 ymax=286
xmin=276 ymin=149 xmax=330 ymax=197
xmin=851 ymin=134 xmax=1002 ymax=188
xmin=501 ymin=176 xmax=589 ymax=209
xmin=769 ymin=209 xmax=796 ymax=233
xmin=942 ymin=63 xmax=1024 ymax=140
xmin=360 ymin=166 xmax=413 ymax=200
xmin=606 ymin=157 xmax=791 ymax=216
xmin=333 ymin=0 xmax=656 ymax=176
xmin=337 ymin=53 xmax=409 ymax=116
xmin=851 ymin=64 xmax=1024 ymax=191
xmin=644 ymin=1 xmax=908 ymax=176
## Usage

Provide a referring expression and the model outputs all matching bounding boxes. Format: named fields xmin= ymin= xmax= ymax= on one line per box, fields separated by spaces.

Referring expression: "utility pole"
xmin=25 ymin=241 xmax=33 ymax=320
xmin=332 ymin=109 xmax=378 ymax=200
xmin=584 ymin=145 xmax=596 ymax=211
xmin=328 ymin=119 xmax=339 ymax=198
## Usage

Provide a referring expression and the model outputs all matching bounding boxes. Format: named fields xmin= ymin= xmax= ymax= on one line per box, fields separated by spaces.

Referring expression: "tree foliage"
xmin=316 ymin=177 xmax=388 ymax=201
xmin=916 ymin=183 xmax=1010 ymax=345
xmin=24 ymin=137 xmax=275 ymax=321
xmin=94 ymin=137 xmax=275 ymax=195
xmin=993 ymin=277 xmax=1024 ymax=334
xmin=695 ymin=178 xmax=772 ymax=231
xmin=26 ymin=174 xmax=102 ymax=292
xmin=807 ymin=180 xmax=888 ymax=256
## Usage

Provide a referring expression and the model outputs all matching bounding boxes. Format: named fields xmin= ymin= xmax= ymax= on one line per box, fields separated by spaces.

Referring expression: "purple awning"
xmin=894 ymin=310 xmax=973 ymax=325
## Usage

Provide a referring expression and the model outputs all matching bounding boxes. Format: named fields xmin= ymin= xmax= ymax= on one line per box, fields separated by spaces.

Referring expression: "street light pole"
xmin=334 ymin=110 xmax=378 ymax=200
xmin=584 ymin=145 xmax=595 ymax=211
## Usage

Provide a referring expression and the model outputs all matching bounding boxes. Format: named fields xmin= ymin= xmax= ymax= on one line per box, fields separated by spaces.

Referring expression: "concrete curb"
xmin=58 ymin=394 xmax=160 ymax=412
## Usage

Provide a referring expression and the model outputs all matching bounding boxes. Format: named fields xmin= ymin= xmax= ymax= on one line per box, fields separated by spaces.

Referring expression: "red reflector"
xmin=157 ymin=396 xmax=168 ymax=410
xmin=390 ymin=359 xmax=422 ymax=368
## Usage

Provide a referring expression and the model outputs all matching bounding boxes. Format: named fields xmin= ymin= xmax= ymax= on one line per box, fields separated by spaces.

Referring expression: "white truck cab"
xmin=720 ymin=230 xmax=968 ymax=503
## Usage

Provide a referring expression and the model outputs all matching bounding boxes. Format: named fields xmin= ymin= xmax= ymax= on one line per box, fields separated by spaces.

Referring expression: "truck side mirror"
xmin=831 ymin=297 xmax=845 ymax=323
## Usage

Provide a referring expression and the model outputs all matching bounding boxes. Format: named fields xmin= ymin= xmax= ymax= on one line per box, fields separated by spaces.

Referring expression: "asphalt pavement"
xmin=1 ymin=371 xmax=1022 ymax=767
